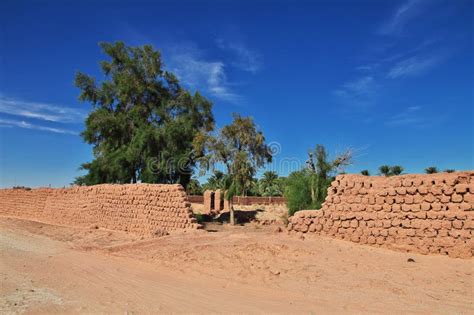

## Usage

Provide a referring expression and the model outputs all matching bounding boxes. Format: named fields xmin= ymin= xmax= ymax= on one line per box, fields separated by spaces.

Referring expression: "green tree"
xmin=285 ymin=145 xmax=352 ymax=215
xmin=425 ymin=166 xmax=438 ymax=174
xmin=186 ymin=178 xmax=203 ymax=195
xmin=444 ymin=169 xmax=455 ymax=173
xmin=305 ymin=145 xmax=352 ymax=209
xmin=390 ymin=165 xmax=404 ymax=176
xmin=195 ymin=113 xmax=272 ymax=224
xmin=285 ymin=170 xmax=312 ymax=216
xmin=360 ymin=170 xmax=370 ymax=176
xmin=74 ymin=42 xmax=214 ymax=187
xmin=202 ymin=170 xmax=225 ymax=191
xmin=258 ymin=171 xmax=282 ymax=196
xmin=379 ymin=165 xmax=391 ymax=176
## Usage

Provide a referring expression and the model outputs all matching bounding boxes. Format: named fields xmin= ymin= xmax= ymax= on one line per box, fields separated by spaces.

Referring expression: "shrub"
xmin=390 ymin=165 xmax=404 ymax=176
xmin=425 ymin=166 xmax=438 ymax=174
xmin=284 ymin=170 xmax=313 ymax=216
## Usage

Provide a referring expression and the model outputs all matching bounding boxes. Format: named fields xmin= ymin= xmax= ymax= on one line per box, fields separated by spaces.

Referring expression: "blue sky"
xmin=0 ymin=0 xmax=473 ymax=187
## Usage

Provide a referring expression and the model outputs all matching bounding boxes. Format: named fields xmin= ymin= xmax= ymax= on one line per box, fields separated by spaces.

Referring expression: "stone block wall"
xmin=0 ymin=184 xmax=199 ymax=237
xmin=288 ymin=172 xmax=474 ymax=258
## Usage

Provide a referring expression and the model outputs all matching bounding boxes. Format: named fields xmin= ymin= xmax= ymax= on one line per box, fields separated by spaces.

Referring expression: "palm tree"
xmin=379 ymin=165 xmax=391 ymax=176
xmin=259 ymin=171 xmax=282 ymax=196
xmin=203 ymin=170 xmax=225 ymax=190
xmin=425 ymin=167 xmax=438 ymax=174
xmin=360 ymin=170 xmax=370 ymax=176
xmin=390 ymin=165 xmax=404 ymax=176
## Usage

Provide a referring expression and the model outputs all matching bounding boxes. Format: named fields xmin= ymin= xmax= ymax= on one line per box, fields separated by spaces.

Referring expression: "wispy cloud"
xmin=387 ymin=55 xmax=441 ymax=78
xmin=0 ymin=95 xmax=86 ymax=123
xmin=0 ymin=118 xmax=78 ymax=135
xmin=168 ymin=44 xmax=241 ymax=102
xmin=385 ymin=106 xmax=423 ymax=126
xmin=379 ymin=0 xmax=425 ymax=35
xmin=216 ymin=38 xmax=262 ymax=74
xmin=333 ymin=76 xmax=378 ymax=109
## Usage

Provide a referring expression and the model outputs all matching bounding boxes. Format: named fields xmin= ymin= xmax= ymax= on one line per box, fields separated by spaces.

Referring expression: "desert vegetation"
xmin=71 ymin=42 xmax=464 ymax=222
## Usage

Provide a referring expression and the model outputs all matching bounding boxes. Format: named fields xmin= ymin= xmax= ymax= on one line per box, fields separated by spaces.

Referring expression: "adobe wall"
xmin=287 ymin=172 xmax=474 ymax=258
xmin=0 ymin=184 xmax=199 ymax=237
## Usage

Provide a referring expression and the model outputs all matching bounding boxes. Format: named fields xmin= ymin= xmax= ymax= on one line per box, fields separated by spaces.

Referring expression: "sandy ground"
xmin=0 ymin=216 xmax=473 ymax=314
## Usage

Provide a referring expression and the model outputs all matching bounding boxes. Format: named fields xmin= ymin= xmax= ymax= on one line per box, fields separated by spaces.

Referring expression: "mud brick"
xmin=443 ymin=186 xmax=454 ymax=196
xmin=455 ymin=184 xmax=469 ymax=194
xmin=463 ymin=194 xmax=473 ymax=204
xmin=417 ymin=186 xmax=428 ymax=195
xmin=452 ymin=220 xmax=463 ymax=229
xmin=424 ymin=194 xmax=436 ymax=203
xmin=451 ymin=194 xmax=463 ymax=203
xmin=396 ymin=187 xmax=407 ymax=195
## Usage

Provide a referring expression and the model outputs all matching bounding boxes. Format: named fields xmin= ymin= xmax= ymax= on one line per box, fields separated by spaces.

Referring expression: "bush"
xmin=284 ymin=171 xmax=313 ymax=216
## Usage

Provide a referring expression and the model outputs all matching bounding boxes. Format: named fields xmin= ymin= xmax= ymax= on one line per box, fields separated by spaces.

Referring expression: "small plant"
xmin=194 ymin=213 xmax=205 ymax=224
xmin=390 ymin=165 xmax=404 ymax=176
xmin=444 ymin=169 xmax=455 ymax=173
xmin=379 ymin=165 xmax=391 ymax=176
xmin=425 ymin=166 xmax=438 ymax=174
xmin=12 ymin=186 xmax=31 ymax=190
xmin=360 ymin=170 xmax=370 ymax=176
xmin=378 ymin=165 xmax=404 ymax=176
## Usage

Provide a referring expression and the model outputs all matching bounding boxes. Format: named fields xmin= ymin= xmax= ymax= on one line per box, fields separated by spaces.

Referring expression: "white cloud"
xmin=379 ymin=0 xmax=424 ymax=35
xmin=387 ymin=55 xmax=439 ymax=78
xmin=168 ymin=45 xmax=241 ymax=102
xmin=333 ymin=76 xmax=378 ymax=108
xmin=0 ymin=96 xmax=86 ymax=123
xmin=385 ymin=106 xmax=423 ymax=126
xmin=0 ymin=118 xmax=78 ymax=135
xmin=216 ymin=38 xmax=262 ymax=74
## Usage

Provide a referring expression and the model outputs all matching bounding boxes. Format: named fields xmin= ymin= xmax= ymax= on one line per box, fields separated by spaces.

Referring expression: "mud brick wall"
xmin=203 ymin=190 xmax=214 ymax=214
xmin=0 ymin=184 xmax=199 ymax=237
xmin=288 ymin=172 xmax=474 ymax=258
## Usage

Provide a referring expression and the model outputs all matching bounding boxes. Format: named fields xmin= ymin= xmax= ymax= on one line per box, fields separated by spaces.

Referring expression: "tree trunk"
xmin=229 ymin=200 xmax=235 ymax=225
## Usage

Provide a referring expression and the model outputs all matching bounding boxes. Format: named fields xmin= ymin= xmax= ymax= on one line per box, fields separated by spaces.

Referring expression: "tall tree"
xmin=259 ymin=171 xmax=282 ymax=196
xmin=202 ymin=170 xmax=225 ymax=191
xmin=74 ymin=42 xmax=214 ymax=187
xmin=306 ymin=145 xmax=352 ymax=208
xmin=186 ymin=178 xmax=203 ymax=195
xmin=195 ymin=113 xmax=272 ymax=224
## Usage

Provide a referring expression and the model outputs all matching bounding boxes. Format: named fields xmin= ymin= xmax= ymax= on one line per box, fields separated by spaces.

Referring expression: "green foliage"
xmin=444 ymin=169 xmax=455 ymax=173
xmin=195 ymin=113 xmax=272 ymax=224
xmin=390 ymin=165 xmax=404 ymax=176
xmin=202 ymin=170 xmax=225 ymax=191
xmin=74 ymin=41 xmax=214 ymax=187
xmin=194 ymin=213 xmax=205 ymax=224
xmin=196 ymin=113 xmax=272 ymax=197
xmin=284 ymin=170 xmax=313 ymax=216
xmin=379 ymin=165 xmax=404 ymax=176
xmin=360 ymin=170 xmax=370 ymax=176
xmin=379 ymin=165 xmax=391 ymax=176
xmin=186 ymin=178 xmax=203 ymax=195
xmin=285 ymin=145 xmax=352 ymax=216
xmin=258 ymin=171 xmax=283 ymax=196
xmin=425 ymin=166 xmax=438 ymax=174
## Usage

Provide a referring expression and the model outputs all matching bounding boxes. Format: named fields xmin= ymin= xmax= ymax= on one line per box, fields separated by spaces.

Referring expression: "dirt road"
xmin=1 ymin=217 xmax=473 ymax=314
